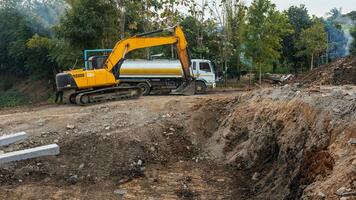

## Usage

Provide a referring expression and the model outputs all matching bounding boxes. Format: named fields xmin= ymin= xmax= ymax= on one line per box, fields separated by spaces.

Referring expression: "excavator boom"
xmin=104 ymin=26 xmax=193 ymax=84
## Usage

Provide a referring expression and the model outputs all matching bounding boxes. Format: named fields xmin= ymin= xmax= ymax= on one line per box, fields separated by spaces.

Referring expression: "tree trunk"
xmin=310 ymin=54 xmax=314 ymax=70
xmin=259 ymin=62 xmax=262 ymax=86
xmin=236 ymin=51 xmax=240 ymax=81
xmin=120 ymin=6 xmax=126 ymax=39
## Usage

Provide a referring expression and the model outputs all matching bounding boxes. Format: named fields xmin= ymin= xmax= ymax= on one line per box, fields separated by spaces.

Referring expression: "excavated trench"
xmin=0 ymin=88 xmax=355 ymax=199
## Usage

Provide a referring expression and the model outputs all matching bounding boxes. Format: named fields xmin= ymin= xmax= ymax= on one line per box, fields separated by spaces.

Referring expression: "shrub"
xmin=0 ymin=90 xmax=28 ymax=107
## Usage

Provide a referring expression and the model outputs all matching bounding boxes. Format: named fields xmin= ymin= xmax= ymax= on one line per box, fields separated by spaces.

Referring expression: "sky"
xmin=243 ymin=0 xmax=356 ymax=17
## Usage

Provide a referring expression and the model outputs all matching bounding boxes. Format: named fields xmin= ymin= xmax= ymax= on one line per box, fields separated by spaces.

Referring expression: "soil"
xmin=0 ymin=86 xmax=355 ymax=199
xmin=294 ymin=56 xmax=356 ymax=86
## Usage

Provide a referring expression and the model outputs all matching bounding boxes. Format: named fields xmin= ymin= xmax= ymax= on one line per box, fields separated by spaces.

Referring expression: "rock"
xmin=68 ymin=174 xmax=78 ymax=184
xmin=66 ymin=124 xmax=75 ymax=129
xmin=340 ymin=197 xmax=349 ymax=200
xmin=162 ymin=114 xmax=171 ymax=118
xmin=348 ymin=138 xmax=356 ymax=145
xmin=105 ymin=126 xmax=110 ymax=130
xmin=343 ymin=85 xmax=352 ymax=90
xmin=336 ymin=187 xmax=347 ymax=196
xmin=54 ymin=139 xmax=59 ymax=143
xmin=252 ymin=172 xmax=260 ymax=181
xmin=282 ymin=84 xmax=291 ymax=90
xmin=169 ymin=127 xmax=175 ymax=132
xmin=317 ymin=191 xmax=326 ymax=198
xmin=137 ymin=159 xmax=143 ymax=166
xmin=114 ymin=189 xmax=127 ymax=197
xmin=293 ymin=83 xmax=300 ymax=88
xmin=331 ymin=89 xmax=344 ymax=98
xmin=150 ymin=146 xmax=155 ymax=152
xmin=78 ymin=163 xmax=85 ymax=170
xmin=166 ymin=132 xmax=174 ymax=136
xmin=351 ymin=159 xmax=356 ymax=166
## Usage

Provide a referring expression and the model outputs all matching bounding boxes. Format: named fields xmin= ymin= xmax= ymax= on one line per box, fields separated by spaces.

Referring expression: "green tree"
xmin=245 ymin=0 xmax=292 ymax=84
xmin=282 ymin=5 xmax=312 ymax=74
xmin=0 ymin=2 xmax=34 ymax=76
xmin=56 ymin=0 xmax=120 ymax=50
xmin=180 ymin=16 xmax=222 ymax=65
xmin=226 ymin=2 xmax=247 ymax=79
xmin=350 ymin=28 xmax=356 ymax=55
xmin=26 ymin=34 xmax=58 ymax=80
xmin=296 ymin=21 xmax=328 ymax=70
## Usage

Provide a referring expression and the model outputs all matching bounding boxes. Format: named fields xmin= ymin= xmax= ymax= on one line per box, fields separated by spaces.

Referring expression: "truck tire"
xmin=195 ymin=81 xmax=207 ymax=94
xmin=137 ymin=82 xmax=151 ymax=95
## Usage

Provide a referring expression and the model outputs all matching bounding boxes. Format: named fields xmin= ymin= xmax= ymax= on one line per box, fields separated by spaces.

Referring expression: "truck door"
xmin=198 ymin=61 xmax=215 ymax=84
xmin=192 ymin=61 xmax=198 ymax=78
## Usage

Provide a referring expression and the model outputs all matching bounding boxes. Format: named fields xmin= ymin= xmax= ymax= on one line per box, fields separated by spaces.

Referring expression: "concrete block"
xmin=0 ymin=132 xmax=27 ymax=147
xmin=0 ymin=144 xmax=60 ymax=165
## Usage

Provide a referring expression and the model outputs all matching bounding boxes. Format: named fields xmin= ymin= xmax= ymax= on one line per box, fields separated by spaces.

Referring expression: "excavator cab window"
xmin=87 ymin=56 xmax=108 ymax=70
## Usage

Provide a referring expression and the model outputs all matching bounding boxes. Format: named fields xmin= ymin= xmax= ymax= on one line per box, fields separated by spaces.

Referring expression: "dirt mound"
xmin=185 ymin=88 xmax=356 ymax=199
xmin=296 ymin=56 xmax=356 ymax=86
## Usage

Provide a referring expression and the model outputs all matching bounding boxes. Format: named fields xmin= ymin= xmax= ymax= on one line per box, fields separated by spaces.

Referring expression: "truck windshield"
xmin=199 ymin=62 xmax=211 ymax=73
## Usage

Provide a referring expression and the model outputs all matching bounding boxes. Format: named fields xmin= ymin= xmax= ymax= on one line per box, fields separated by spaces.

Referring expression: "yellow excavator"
xmin=55 ymin=26 xmax=195 ymax=105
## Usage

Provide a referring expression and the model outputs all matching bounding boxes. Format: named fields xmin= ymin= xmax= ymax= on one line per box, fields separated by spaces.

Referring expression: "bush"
xmin=0 ymin=90 xmax=28 ymax=107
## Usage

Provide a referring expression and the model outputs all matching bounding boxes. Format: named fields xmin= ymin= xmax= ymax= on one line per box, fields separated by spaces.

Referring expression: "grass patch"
xmin=0 ymin=90 xmax=29 ymax=107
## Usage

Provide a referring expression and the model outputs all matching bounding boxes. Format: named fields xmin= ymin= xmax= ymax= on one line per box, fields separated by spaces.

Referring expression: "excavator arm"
xmin=103 ymin=26 xmax=193 ymax=83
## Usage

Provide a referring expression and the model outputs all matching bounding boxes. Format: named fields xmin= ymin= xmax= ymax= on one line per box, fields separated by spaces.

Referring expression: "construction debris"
xmin=264 ymin=73 xmax=294 ymax=83
xmin=0 ymin=132 xmax=27 ymax=147
xmin=0 ymin=132 xmax=59 ymax=165
xmin=0 ymin=144 xmax=59 ymax=165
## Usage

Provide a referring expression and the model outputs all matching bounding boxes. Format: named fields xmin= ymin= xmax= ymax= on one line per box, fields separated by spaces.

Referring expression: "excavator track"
xmin=70 ymin=86 xmax=142 ymax=105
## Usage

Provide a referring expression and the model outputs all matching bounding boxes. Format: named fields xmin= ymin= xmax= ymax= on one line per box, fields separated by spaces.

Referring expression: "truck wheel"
xmin=195 ymin=81 xmax=207 ymax=94
xmin=137 ymin=82 xmax=151 ymax=95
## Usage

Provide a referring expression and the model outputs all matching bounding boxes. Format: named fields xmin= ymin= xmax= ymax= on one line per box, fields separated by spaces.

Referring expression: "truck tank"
xmin=120 ymin=59 xmax=184 ymax=78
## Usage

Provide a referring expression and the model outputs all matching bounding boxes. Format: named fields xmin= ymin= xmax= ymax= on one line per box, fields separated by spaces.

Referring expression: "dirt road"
xmin=0 ymin=93 xmax=240 ymax=199
xmin=0 ymin=87 xmax=355 ymax=199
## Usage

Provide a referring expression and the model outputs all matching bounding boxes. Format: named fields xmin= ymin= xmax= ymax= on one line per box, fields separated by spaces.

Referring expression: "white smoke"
xmin=335 ymin=14 xmax=355 ymax=56
xmin=343 ymin=25 xmax=354 ymax=55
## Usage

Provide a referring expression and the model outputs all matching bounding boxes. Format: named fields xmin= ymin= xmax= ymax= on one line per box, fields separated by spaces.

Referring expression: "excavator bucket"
xmin=171 ymin=81 xmax=196 ymax=96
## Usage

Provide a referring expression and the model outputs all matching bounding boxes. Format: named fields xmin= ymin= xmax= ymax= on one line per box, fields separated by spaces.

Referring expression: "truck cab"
xmin=191 ymin=59 xmax=216 ymax=89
